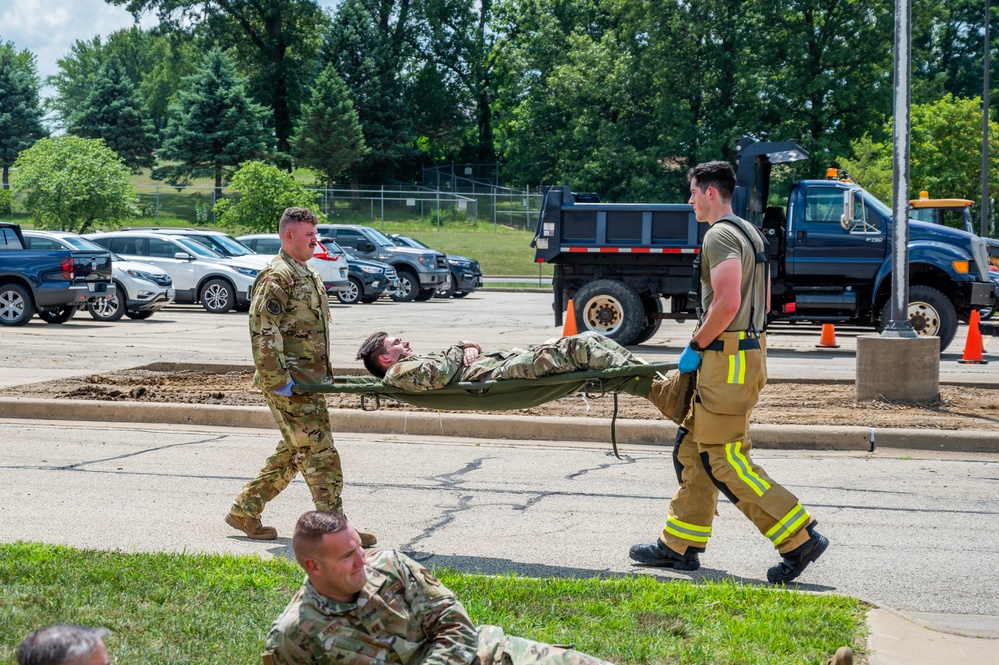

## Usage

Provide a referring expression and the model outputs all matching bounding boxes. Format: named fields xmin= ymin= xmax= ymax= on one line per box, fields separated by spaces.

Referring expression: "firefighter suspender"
xmin=686 ymin=215 xmax=770 ymax=334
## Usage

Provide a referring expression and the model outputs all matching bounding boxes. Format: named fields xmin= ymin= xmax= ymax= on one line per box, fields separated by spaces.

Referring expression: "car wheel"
xmin=88 ymin=282 xmax=126 ymax=321
xmin=573 ymin=279 xmax=644 ymax=346
xmin=980 ymin=307 xmax=996 ymax=321
xmin=0 ymin=283 xmax=36 ymax=326
xmin=126 ymin=310 xmax=155 ymax=320
xmin=435 ymin=273 xmax=458 ymax=298
xmin=200 ymin=278 xmax=235 ymax=313
xmin=391 ymin=270 xmax=419 ymax=302
xmin=414 ymin=288 xmax=436 ymax=301
xmin=337 ymin=277 xmax=363 ymax=305
xmin=38 ymin=305 xmax=77 ymax=324
xmin=877 ymin=285 xmax=958 ymax=351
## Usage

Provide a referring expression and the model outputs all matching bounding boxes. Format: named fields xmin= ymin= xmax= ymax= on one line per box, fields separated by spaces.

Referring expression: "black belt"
xmin=705 ymin=338 xmax=761 ymax=352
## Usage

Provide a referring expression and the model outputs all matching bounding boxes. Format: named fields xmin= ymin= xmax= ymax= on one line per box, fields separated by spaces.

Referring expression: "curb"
xmin=2 ymin=396 xmax=997 ymax=453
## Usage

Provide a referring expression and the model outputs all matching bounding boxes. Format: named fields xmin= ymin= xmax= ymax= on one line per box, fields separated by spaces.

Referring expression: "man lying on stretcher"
xmin=355 ymin=331 xmax=679 ymax=417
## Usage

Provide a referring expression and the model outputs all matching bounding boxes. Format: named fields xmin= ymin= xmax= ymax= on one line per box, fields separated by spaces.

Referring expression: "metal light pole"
xmin=886 ymin=0 xmax=917 ymax=335
xmin=983 ymin=0 xmax=991 ymax=239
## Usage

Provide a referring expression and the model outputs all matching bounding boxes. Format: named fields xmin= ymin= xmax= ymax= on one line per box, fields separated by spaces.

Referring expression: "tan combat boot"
xmin=358 ymin=531 xmax=378 ymax=548
xmin=225 ymin=512 xmax=278 ymax=540
xmin=648 ymin=374 xmax=693 ymax=424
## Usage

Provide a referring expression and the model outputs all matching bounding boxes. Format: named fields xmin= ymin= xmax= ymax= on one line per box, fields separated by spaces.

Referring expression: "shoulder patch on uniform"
xmin=266 ymin=298 xmax=284 ymax=316
xmin=420 ymin=568 xmax=440 ymax=585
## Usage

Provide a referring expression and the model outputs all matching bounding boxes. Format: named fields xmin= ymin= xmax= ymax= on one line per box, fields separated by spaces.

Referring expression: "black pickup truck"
xmin=0 ymin=222 xmax=115 ymax=326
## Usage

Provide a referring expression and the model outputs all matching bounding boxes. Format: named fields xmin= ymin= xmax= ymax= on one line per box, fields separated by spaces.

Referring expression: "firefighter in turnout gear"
xmin=629 ymin=161 xmax=829 ymax=584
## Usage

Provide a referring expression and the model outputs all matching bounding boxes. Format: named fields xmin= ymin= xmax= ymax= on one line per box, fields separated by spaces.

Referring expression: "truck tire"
xmin=0 ymin=283 xmax=36 ymax=326
xmin=573 ymin=279 xmax=644 ymax=345
xmin=391 ymin=270 xmax=419 ymax=302
xmin=38 ymin=305 xmax=77 ymax=324
xmin=88 ymin=281 xmax=126 ymax=321
xmin=337 ymin=277 xmax=363 ymax=304
xmin=877 ymin=285 xmax=958 ymax=351
xmin=632 ymin=296 xmax=664 ymax=345
xmin=200 ymin=278 xmax=235 ymax=313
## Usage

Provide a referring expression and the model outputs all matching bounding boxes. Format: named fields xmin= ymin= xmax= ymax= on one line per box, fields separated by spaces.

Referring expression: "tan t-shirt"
xmin=699 ymin=214 xmax=767 ymax=332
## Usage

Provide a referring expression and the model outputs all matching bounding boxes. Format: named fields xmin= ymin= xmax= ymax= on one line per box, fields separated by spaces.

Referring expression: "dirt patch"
xmin=5 ymin=368 xmax=999 ymax=432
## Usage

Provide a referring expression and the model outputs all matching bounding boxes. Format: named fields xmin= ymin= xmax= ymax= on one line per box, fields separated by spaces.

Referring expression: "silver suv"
xmin=85 ymin=231 xmax=260 ymax=313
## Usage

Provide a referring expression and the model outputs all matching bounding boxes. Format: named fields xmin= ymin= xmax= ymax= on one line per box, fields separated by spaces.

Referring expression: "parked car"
xmin=85 ymin=231 xmax=260 ymax=313
xmin=314 ymin=236 xmax=399 ymax=304
xmin=236 ymin=233 xmax=350 ymax=293
xmin=315 ymin=224 xmax=449 ymax=301
xmin=22 ymin=230 xmax=174 ymax=322
xmin=0 ymin=222 xmax=114 ymax=326
xmin=121 ymin=227 xmax=271 ymax=269
xmin=387 ymin=233 xmax=482 ymax=298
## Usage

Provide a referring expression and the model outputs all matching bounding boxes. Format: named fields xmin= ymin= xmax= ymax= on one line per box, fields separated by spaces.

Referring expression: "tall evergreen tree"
xmin=157 ymin=48 xmax=270 ymax=199
xmin=0 ymin=41 xmax=46 ymax=189
xmin=292 ymin=63 xmax=368 ymax=191
xmin=323 ymin=0 xmax=414 ymax=184
xmin=69 ymin=60 xmax=157 ymax=171
xmin=108 ymin=0 xmax=329 ymax=167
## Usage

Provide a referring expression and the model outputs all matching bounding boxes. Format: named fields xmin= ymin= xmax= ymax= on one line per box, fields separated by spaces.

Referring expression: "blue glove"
xmin=678 ymin=345 xmax=702 ymax=373
xmin=274 ymin=380 xmax=295 ymax=397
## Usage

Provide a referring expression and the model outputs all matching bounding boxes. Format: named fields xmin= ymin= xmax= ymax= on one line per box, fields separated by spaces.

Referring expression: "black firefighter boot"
xmin=767 ymin=521 xmax=829 ymax=583
xmin=629 ymin=539 xmax=702 ymax=570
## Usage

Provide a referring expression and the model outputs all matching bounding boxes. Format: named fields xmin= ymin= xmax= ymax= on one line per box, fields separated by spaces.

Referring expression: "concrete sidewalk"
xmin=1 ymin=401 xmax=998 ymax=663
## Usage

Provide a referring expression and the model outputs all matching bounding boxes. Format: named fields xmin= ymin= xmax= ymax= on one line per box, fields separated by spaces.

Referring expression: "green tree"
xmin=109 ymin=0 xmax=329 ymax=166
xmin=0 ymin=41 xmax=46 ymax=189
xmin=214 ymin=160 xmax=321 ymax=231
xmin=157 ymin=47 xmax=270 ymax=199
xmin=68 ymin=60 xmax=157 ymax=171
xmin=11 ymin=136 xmax=138 ymax=233
xmin=323 ymin=0 xmax=415 ymax=184
xmin=838 ymin=95 xmax=999 ymax=221
xmin=292 ymin=63 xmax=368 ymax=190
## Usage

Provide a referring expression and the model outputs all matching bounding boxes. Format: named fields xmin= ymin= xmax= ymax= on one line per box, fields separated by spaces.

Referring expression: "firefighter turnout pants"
xmin=661 ymin=332 xmax=814 ymax=555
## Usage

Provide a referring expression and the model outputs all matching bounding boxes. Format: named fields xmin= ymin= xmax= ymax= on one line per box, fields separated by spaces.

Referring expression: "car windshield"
xmin=59 ymin=235 xmax=108 ymax=252
xmin=174 ymin=236 xmax=223 ymax=258
xmin=187 ymin=234 xmax=254 ymax=257
xmin=397 ymin=235 xmax=430 ymax=250
xmin=365 ymin=228 xmax=397 ymax=248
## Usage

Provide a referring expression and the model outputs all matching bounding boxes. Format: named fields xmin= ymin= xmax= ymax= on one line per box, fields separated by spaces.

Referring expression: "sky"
xmin=1 ymin=0 xmax=341 ymax=85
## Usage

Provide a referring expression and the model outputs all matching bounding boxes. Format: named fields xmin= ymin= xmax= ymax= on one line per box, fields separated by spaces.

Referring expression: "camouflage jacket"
xmin=249 ymin=250 xmax=332 ymax=392
xmin=383 ymin=345 xmax=521 ymax=392
xmin=264 ymin=549 xmax=479 ymax=665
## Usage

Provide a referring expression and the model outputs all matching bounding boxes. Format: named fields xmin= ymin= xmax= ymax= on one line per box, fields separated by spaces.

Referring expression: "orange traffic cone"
xmin=563 ymin=299 xmax=578 ymax=337
xmin=958 ymin=309 xmax=988 ymax=364
xmin=816 ymin=323 xmax=840 ymax=348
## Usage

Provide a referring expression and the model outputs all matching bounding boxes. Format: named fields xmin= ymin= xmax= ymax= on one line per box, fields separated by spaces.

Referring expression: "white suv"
xmin=85 ymin=231 xmax=260 ymax=313
xmin=237 ymin=233 xmax=350 ymax=292
xmin=23 ymin=230 xmax=175 ymax=321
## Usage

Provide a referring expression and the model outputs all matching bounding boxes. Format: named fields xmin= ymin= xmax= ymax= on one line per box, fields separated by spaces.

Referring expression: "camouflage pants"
xmin=485 ymin=331 xmax=643 ymax=380
xmin=476 ymin=625 xmax=614 ymax=665
xmin=231 ymin=392 xmax=343 ymax=519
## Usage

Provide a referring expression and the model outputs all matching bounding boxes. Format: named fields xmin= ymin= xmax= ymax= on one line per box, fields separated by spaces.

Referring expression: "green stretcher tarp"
xmin=298 ymin=362 xmax=677 ymax=458
xmin=297 ymin=361 xmax=676 ymax=411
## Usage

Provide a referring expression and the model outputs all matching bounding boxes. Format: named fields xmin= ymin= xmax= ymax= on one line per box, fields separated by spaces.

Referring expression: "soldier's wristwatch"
xmin=688 ymin=339 xmax=702 ymax=352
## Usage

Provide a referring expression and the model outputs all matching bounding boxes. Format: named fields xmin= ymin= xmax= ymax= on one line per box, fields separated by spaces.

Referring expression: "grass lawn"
xmin=0 ymin=542 xmax=865 ymax=664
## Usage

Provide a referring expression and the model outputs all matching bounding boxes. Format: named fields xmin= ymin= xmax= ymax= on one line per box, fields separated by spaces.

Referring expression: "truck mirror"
xmin=840 ymin=189 xmax=855 ymax=230
xmin=358 ymin=240 xmax=375 ymax=252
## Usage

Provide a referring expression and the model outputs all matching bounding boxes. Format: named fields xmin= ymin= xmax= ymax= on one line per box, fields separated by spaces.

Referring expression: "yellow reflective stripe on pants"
xmin=664 ymin=517 xmax=711 ymax=543
xmin=727 ymin=331 xmax=747 ymax=384
xmin=765 ymin=503 xmax=810 ymax=546
xmin=725 ymin=441 xmax=771 ymax=497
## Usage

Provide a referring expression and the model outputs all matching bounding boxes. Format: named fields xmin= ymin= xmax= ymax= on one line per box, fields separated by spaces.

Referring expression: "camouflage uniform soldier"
xmin=263 ymin=511 xmax=614 ymax=665
xmin=630 ymin=161 xmax=827 ymax=584
xmin=226 ymin=207 xmax=375 ymax=548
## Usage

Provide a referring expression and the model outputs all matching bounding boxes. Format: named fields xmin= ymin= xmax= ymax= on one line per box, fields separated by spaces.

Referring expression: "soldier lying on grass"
xmin=263 ymin=511 xmax=614 ymax=665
